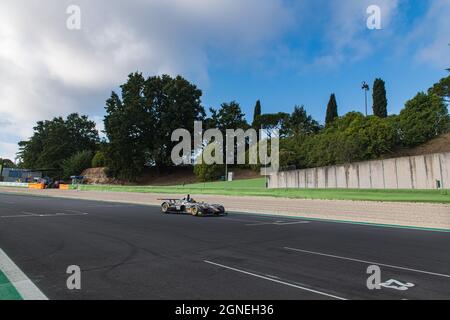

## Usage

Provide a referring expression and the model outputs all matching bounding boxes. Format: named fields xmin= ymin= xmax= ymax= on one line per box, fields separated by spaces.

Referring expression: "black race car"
xmin=159 ymin=195 xmax=226 ymax=216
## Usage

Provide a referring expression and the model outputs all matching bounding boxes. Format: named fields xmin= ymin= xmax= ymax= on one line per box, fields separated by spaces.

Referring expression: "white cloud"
xmin=311 ymin=0 xmax=399 ymax=67
xmin=409 ymin=0 xmax=450 ymax=69
xmin=0 ymin=141 xmax=20 ymax=161
xmin=0 ymin=0 xmax=292 ymax=161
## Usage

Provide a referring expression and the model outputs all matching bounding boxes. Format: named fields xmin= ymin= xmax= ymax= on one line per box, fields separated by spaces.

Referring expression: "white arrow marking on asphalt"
xmin=380 ymin=279 xmax=415 ymax=291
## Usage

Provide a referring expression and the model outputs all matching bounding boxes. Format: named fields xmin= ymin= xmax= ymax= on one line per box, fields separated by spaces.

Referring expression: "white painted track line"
xmin=0 ymin=248 xmax=48 ymax=300
xmin=284 ymin=247 xmax=450 ymax=279
xmin=1 ymin=210 xmax=88 ymax=218
xmin=204 ymin=260 xmax=346 ymax=300
xmin=246 ymin=221 xmax=310 ymax=226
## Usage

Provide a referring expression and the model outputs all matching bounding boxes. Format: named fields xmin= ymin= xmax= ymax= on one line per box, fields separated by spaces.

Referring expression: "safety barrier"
xmin=0 ymin=182 xmax=29 ymax=188
xmin=28 ymin=183 xmax=45 ymax=189
xmin=268 ymin=152 xmax=450 ymax=190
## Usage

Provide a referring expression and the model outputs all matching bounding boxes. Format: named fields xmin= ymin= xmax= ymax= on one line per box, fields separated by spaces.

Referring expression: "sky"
xmin=0 ymin=0 xmax=449 ymax=161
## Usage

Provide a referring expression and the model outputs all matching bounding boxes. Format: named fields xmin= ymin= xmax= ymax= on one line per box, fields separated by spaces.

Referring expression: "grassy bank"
xmin=0 ymin=271 xmax=21 ymax=300
xmin=75 ymin=178 xmax=450 ymax=203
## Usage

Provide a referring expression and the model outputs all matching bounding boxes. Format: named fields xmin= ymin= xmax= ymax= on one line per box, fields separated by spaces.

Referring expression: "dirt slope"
xmin=82 ymin=166 xmax=260 ymax=186
xmin=384 ymin=132 xmax=450 ymax=159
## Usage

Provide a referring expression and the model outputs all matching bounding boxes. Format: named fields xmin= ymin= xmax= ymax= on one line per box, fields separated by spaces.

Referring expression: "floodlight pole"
xmin=225 ymin=142 xmax=228 ymax=181
xmin=261 ymin=124 xmax=268 ymax=189
xmin=362 ymin=81 xmax=370 ymax=116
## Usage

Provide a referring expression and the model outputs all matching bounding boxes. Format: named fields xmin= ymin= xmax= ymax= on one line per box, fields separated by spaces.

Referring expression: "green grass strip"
xmin=2 ymin=177 xmax=450 ymax=203
xmin=0 ymin=270 xmax=22 ymax=300
xmin=76 ymin=178 xmax=450 ymax=204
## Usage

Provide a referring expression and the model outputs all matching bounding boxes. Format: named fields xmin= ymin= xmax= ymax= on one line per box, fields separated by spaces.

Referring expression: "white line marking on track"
xmin=276 ymin=221 xmax=310 ymax=225
xmin=0 ymin=248 xmax=48 ymax=300
xmin=204 ymin=260 xmax=346 ymax=300
xmin=87 ymin=204 xmax=135 ymax=208
xmin=246 ymin=221 xmax=310 ymax=226
xmin=221 ymin=217 xmax=274 ymax=224
xmin=284 ymin=247 xmax=450 ymax=279
xmin=0 ymin=210 xmax=88 ymax=218
xmin=222 ymin=217 xmax=310 ymax=226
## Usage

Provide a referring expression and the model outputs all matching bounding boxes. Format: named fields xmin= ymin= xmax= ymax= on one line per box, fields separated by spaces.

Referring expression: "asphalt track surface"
xmin=0 ymin=192 xmax=449 ymax=300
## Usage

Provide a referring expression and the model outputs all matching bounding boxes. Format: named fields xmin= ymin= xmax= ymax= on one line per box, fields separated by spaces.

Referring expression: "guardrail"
xmin=28 ymin=183 xmax=45 ymax=189
xmin=0 ymin=182 xmax=29 ymax=188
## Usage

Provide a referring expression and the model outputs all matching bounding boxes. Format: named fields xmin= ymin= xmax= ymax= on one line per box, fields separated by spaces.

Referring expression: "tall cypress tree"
xmin=325 ymin=94 xmax=338 ymax=125
xmin=372 ymin=78 xmax=388 ymax=118
xmin=252 ymin=100 xmax=262 ymax=127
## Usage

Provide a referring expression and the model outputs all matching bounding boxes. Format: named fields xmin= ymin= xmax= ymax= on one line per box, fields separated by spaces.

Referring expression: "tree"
xmin=91 ymin=151 xmax=106 ymax=168
xmin=104 ymin=73 xmax=205 ymax=180
xmin=252 ymin=100 xmax=262 ymax=128
xmin=61 ymin=150 xmax=93 ymax=178
xmin=104 ymin=73 xmax=155 ymax=181
xmin=209 ymin=101 xmax=248 ymax=133
xmin=325 ymin=94 xmax=338 ymax=125
xmin=372 ymin=78 xmax=388 ymax=118
xmin=398 ymin=92 xmax=449 ymax=147
xmin=298 ymin=112 xmax=397 ymax=168
xmin=17 ymin=114 xmax=99 ymax=170
xmin=428 ymin=75 xmax=450 ymax=104
xmin=286 ymin=105 xmax=321 ymax=136
xmin=0 ymin=158 xmax=16 ymax=168
xmin=208 ymin=101 xmax=249 ymax=162
xmin=193 ymin=143 xmax=224 ymax=182
xmin=151 ymin=75 xmax=205 ymax=167
xmin=256 ymin=112 xmax=289 ymax=138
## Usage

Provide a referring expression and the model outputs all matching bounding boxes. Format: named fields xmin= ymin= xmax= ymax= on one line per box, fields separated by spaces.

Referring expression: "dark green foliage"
xmin=252 ymin=100 xmax=262 ymax=128
xmin=398 ymin=92 xmax=449 ymax=147
xmin=0 ymin=158 xmax=16 ymax=168
xmin=282 ymin=113 xmax=398 ymax=168
xmin=372 ymin=78 xmax=388 ymax=118
xmin=91 ymin=151 xmax=106 ymax=168
xmin=61 ymin=150 xmax=93 ymax=178
xmin=279 ymin=78 xmax=449 ymax=170
xmin=325 ymin=94 xmax=338 ymax=125
xmin=428 ymin=75 xmax=449 ymax=104
xmin=104 ymin=73 xmax=205 ymax=181
xmin=209 ymin=101 xmax=249 ymax=132
xmin=286 ymin=105 xmax=321 ymax=136
xmin=104 ymin=73 xmax=154 ymax=181
xmin=17 ymin=114 xmax=99 ymax=170
xmin=193 ymin=162 xmax=224 ymax=182
xmin=208 ymin=101 xmax=250 ymax=162
xmin=193 ymin=143 xmax=224 ymax=182
xmin=255 ymin=112 xmax=289 ymax=137
xmin=151 ymin=75 xmax=205 ymax=166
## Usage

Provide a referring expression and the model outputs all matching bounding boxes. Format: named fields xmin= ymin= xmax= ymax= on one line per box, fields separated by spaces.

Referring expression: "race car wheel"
xmin=161 ymin=202 xmax=170 ymax=214
xmin=191 ymin=206 xmax=200 ymax=216
xmin=215 ymin=206 xmax=225 ymax=215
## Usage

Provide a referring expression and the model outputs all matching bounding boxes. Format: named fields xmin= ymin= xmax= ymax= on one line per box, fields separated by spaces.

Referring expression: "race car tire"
xmin=191 ymin=206 xmax=200 ymax=216
xmin=161 ymin=202 xmax=170 ymax=213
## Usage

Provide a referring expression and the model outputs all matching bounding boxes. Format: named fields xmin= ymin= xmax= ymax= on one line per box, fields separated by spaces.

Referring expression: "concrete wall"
xmin=268 ymin=152 xmax=450 ymax=190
